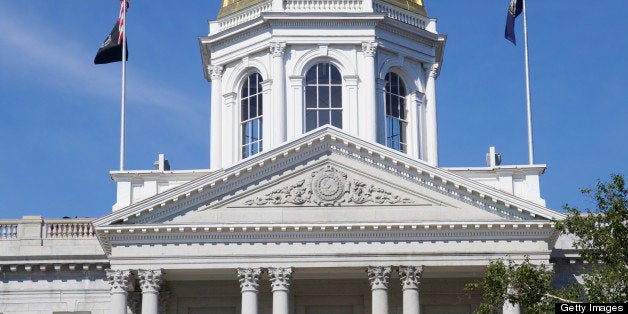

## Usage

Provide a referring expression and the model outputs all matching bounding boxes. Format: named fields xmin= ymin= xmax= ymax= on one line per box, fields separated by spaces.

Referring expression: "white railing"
xmin=0 ymin=221 xmax=18 ymax=239
xmin=373 ymin=0 xmax=430 ymax=30
xmin=218 ymin=1 xmax=273 ymax=32
xmin=44 ymin=219 xmax=96 ymax=238
xmin=285 ymin=0 xmax=363 ymax=12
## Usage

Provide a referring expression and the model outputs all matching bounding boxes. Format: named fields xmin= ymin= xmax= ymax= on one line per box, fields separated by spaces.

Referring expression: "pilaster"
xmin=270 ymin=42 xmax=287 ymax=148
xmin=360 ymin=42 xmax=378 ymax=141
xmin=424 ymin=63 xmax=439 ymax=167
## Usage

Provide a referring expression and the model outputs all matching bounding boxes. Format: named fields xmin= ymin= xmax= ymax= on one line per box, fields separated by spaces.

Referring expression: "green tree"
xmin=466 ymin=174 xmax=627 ymax=312
xmin=555 ymin=174 xmax=628 ymax=302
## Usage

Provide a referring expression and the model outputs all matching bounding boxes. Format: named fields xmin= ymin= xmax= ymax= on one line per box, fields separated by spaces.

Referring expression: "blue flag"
xmin=505 ymin=0 xmax=523 ymax=45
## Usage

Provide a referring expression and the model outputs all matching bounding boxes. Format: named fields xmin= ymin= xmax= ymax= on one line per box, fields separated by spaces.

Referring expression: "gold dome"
xmin=218 ymin=0 xmax=427 ymax=18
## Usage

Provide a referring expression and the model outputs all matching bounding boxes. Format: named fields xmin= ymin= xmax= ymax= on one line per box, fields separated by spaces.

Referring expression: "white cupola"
xmin=200 ymin=0 xmax=446 ymax=170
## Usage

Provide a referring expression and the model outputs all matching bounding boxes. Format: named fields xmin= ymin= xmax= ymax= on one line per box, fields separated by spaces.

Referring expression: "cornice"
xmin=99 ymin=221 xmax=555 ymax=248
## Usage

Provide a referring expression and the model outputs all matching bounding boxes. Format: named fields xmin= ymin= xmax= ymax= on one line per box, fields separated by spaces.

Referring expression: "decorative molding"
xmin=245 ymin=165 xmax=413 ymax=206
xmin=425 ymin=63 xmax=439 ymax=78
xmin=209 ymin=65 xmax=224 ymax=81
xmin=367 ymin=266 xmax=391 ymax=290
xmin=106 ymin=269 xmax=131 ymax=293
xmin=138 ymin=269 xmax=164 ymax=293
xmin=237 ymin=267 xmax=262 ymax=292
xmin=270 ymin=42 xmax=287 ymax=57
xmin=398 ymin=265 xmax=423 ymax=290
xmin=362 ymin=42 xmax=378 ymax=57
xmin=269 ymin=267 xmax=293 ymax=292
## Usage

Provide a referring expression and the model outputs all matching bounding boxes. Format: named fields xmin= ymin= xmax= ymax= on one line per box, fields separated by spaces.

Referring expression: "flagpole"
xmin=522 ymin=0 xmax=534 ymax=165
xmin=120 ymin=0 xmax=127 ymax=171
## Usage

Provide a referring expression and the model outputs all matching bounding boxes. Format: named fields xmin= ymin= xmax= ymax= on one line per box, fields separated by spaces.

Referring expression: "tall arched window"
xmin=241 ymin=73 xmax=263 ymax=158
xmin=305 ymin=62 xmax=342 ymax=131
xmin=384 ymin=72 xmax=407 ymax=152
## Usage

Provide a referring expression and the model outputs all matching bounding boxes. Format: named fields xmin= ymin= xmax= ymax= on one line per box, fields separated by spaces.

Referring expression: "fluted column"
xmin=269 ymin=267 xmax=292 ymax=314
xmin=399 ymin=266 xmax=423 ymax=314
xmin=424 ymin=63 xmax=439 ymax=167
xmin=139 ymin=269 xmax=164 ymax=314
xmin=238 ymin=268 xmax=262 ymax=314
xmin=270 ymin=42 xmax=287 ymax=148
xmin=106 ymin=269 xmax=131 ymax=314
xmin=209 ymin=65 xmax=224 ymax=170
xmin=367 ymin=266 xmax=391 ymax=314
xmin=361 ymin=42 xmax=378 ymax=141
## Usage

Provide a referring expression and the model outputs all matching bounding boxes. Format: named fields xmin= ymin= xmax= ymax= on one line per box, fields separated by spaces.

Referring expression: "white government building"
xmin=0 ymin=0 xmax=580 ymax=313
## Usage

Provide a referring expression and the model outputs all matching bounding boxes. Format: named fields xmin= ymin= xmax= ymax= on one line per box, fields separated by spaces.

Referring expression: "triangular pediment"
xmin=93 ymin=127 xmax=564 ymax=228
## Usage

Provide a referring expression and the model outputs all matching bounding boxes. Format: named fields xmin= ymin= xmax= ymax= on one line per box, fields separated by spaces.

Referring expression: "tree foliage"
xmin=467 ymin=174 xmax=628 ymax=312
xmin=555 ymin=174 xmax=628 ymax=302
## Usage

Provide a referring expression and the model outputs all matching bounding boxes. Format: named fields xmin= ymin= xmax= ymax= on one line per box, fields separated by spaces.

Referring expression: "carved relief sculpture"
xmin=245 ymin=165 xmax=413 ymax=206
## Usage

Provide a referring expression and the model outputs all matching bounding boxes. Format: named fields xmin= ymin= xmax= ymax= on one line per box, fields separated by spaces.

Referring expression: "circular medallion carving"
xmin=312 ymin=167 xmax=346 ymax=202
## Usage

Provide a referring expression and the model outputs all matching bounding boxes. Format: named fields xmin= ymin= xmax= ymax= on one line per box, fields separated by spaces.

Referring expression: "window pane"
xmin=331 ymin=86 xmax=342 ymax=108
xmin=391 ymin=96 xmax=399 ymax=117
xmin=330 ymin=65 xmax=341 ymax=84
xmin=318 ymin=63 xmax=329 ymax=84
xmin=319 ymin=109 xmax=330 ymax=126
xmin=249 ymin=96 xmax=257 ymax=117
xmin=399 ymin=97 xmax=406 ymax=119
xmin=306 ymin=110 xmax=317 ymax=131
xmin=331 ymin=110 xmax=342 ymax=128
xmin=241 ymin=99 xmax=249 ymax=121
xmin=306 ymin=86 xmax=317 ymax=108
xmin=319 ymin=86 xmax=329 ymax=108
xmin=242 ymin=82 xmax=249 ymax=98
xmin=306 ymin=67 xmax=317 ymax=85
xmin=252 ymin=119 xmax=260 ymax=141
xmin=258 ymin=94 xmax=263 ymax=116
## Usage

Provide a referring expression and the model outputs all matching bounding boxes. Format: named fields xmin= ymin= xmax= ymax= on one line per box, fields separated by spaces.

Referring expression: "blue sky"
xmin=0 ymin=1 xmax=626 ymax=219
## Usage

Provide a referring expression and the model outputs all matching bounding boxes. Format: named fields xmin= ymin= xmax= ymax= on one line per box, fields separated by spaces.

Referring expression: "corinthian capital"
xmin=398 ymin=266 xmax=423 ymax=290
xmin=138 ymin=269 xmax=164 ymax=293
xmin=270 ymin=42 xmax=287 ymax=57
xmin=106 ymin=269 xmax=131 ymax=293
xmin=362 ymin=42 xmax=378 ymax=57
xmin=269 ymin=267 xmax=293 ymax=292
xmin=237 ymin=268 xmax=262 ymax=292
xmin=208 ymin=65 xmax=224 ymax=81
xmin=367 ymin=266 xmax=391 ymax=290
xmin=425 ymin=63 xmax=440 ymax=78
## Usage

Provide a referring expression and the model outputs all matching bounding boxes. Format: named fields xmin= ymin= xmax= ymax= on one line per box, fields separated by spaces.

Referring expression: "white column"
xmin=375 ymin=78 xmax=387 ymax=144
xmin=287 ymin=76 xmax=304 ymax=140
xmin=209 ymin=65 xmax=224 ymax=170
xmin=503 ymin=284 xmax=521 ymax=314
xmin=424 ymin=63 xmax=439 ymax=167
xmin=408 ymin=91 xmax=425 ymax=160
xmin=238 ymin=268 xmax=262 ymax=314
xmin=139 ymin=269 xmax=163 ymax=314
xmin=399 ymin=266 xmax=423 ymax=314
xmin=270 ymin=42 xmax=287 ymax=148
xmin=222 ymin=92 xmax=238 ymax=168
xmin=261 ymin=79 xmax=274 ymax=152
xmin=367 ymin=266 xmax=391 ymax=314
xmin=269 ymin=267 xmax=292 ymax=314
xmin=106 ymin=269 xmax=131 ymax=314
xmin=361 ymin=42 xmax=378 ymax=141
xmin=344 ymin=75 xmax=359 ymax=135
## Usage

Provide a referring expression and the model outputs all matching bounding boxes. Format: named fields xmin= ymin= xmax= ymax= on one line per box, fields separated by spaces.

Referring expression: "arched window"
xmin=384 ymin=72 xmax=407 ymax=152
xmin=304 ymin=62 xmax=342 ymax=131
xmin=241 ymin=73 xmax=263 ymax=158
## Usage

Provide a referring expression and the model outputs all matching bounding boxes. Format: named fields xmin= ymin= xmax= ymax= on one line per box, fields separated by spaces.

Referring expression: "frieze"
xmin=244 ymin=165 xmax=413 ymax=206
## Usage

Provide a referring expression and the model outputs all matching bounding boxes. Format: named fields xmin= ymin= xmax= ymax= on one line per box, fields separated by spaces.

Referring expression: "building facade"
xmin=1 ymin=1 xmax=577 ymax=313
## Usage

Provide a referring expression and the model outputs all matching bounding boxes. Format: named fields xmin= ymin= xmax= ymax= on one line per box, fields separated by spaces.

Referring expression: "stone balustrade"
xmin=209 ymin=0 xmax=435 ymax=34
xmin=44 ymin=218 xmax=96 ymax=238
xmin=0 ymin=221 xmax=18 ymax=239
